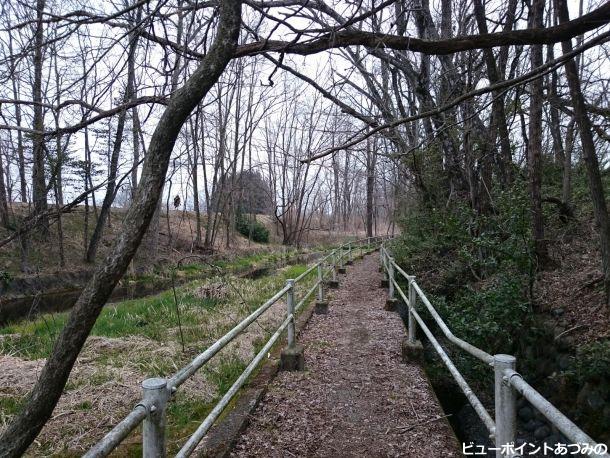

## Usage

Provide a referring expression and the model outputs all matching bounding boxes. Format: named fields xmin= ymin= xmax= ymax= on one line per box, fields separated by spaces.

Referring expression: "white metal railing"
xmin=85 ymin=235 xmax=389 ymax=457
xmin=379 ymin=245 xmax=609 ymax=458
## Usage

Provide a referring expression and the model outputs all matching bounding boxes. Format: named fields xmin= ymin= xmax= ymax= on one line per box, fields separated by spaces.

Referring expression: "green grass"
xmin=0 ymin=258 xmax=314 ymax=361
xmin=0 ymin=250 xmax=322 ymax=455
xmin=0 ymin=396 xmax=23 ymax=416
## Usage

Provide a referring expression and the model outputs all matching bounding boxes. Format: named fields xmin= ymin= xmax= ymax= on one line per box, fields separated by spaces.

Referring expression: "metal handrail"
xmin=390 ymin=275 xmax=496 ymax=433
xmin=380 ymin=244 xmax=609 ymax=458
xmin=85 ymin=235 xmax=389 ymax=457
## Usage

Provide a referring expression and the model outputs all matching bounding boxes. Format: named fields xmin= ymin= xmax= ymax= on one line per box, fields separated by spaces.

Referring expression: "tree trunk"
xmin=0 ymin=2 xmax=242 ymax=455
xmin=85 ymin=103 xmax=127 ymax=263
xmin=366 ymin=137 xmax=375 ymax=238
xmin=527 ymin=0 xmax=549 ymax=266
xmin=562 ymin=120 xmax=575 ymax=204
xmin=31 ymin=0 xmax=48 ymax=232
xmin=555 ymin=0 xmax=610 ymax=306
xmin=0 ymin=152 xmax=9 ymax=228
xmin=473 ymin=0 xmax=514 ymax=185
xmin=8 ymin=34 xmax=27 ymax=203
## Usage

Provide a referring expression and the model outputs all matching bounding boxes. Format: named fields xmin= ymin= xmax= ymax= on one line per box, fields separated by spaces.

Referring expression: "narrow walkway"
xmin=231 ymin=253 xmax=460 ymax=457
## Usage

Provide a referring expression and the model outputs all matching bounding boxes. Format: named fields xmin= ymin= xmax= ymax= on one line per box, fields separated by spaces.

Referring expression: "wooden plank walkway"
xmin=231 ymin=252 xmax=460 ymax=457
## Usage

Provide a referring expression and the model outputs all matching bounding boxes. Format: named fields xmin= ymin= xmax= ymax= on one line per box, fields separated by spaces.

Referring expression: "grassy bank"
xmin=0 ymin=257 xmax=316 ymax=455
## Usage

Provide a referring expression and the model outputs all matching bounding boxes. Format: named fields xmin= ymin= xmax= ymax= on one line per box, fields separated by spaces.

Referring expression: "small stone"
xmin=518 ymin=406 xmax=534 ymax=421
xmin=523 ymin=419 xmax=539 ymax=432
xmin=544 ymin=434 xmax=561 ymax=447
xmin=534 ymin=425 xmax=551 ymax=440
xmin=551 ymin=308 xmax=565 ymax=317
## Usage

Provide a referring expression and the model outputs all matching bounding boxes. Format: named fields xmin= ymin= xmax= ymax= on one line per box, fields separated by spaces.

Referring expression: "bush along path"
xmin=231 ymin=252 xmax=460 ymax=457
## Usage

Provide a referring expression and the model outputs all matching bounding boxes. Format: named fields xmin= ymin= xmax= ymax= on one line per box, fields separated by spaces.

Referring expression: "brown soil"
xmin=231 ymin=253 xmax=460 ymax=457
xmin=538 ymin=223 xmax=610 ymax=344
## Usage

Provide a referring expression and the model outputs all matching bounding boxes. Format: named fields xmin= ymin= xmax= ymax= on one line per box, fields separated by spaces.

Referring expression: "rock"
xmin=544 ymin=433 xmax=561 ymax=447
xmin=585 ymin=389 xmax=606 ymax=410
xmin=556 ymin=353 xmax=572 ymax=371
xmin=577 ymin=382 xmax=607 ymax=411
xmin=555 ymin=337 xmax=573 ymax=352
xmin=524 ymin=419 xmax=540 ymax=432
xmin=534 ymin=425 xmax=551 ymax=440
xmin=515 ymin=437 xmax=527 ymax=450
xmin=551 ymin=308 xmax=565 ymax=317
xmin=518 ymin=406 xmax=534 ymax=421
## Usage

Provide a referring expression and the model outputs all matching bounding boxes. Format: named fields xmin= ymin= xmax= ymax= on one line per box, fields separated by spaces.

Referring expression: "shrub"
xmin=235 ymin=213 xmax=269 ymax=243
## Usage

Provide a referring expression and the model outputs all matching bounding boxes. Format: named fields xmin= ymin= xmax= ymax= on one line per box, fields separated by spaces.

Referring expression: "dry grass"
xmin=0 ymin=262 xmax=316 ymax=455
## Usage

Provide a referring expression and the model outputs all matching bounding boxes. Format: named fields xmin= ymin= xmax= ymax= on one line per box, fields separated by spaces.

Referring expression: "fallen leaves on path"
xmin=231 ymin=254 xmax=460 ymax=457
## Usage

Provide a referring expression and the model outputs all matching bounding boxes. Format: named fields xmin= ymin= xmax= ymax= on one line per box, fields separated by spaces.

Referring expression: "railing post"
xmin=328 ymin=251 xmax=339 ymax=288
xmin=494 ymin=354 xmax=517 ymax=457
xmin=408 ymin=276 xmax=416 ymax=343
xmin=142 ymin=378 xmax=169 ymax=458
xmin=316 ymin=263 xmax=329 ymax=314
xmin=281 ymin=279 xmax=304 ymax=370
xmin=385 ymin=257 xmax=398 ymax=311
xmin=338 ymin=245 xmax=346 ymax=273
xmin=348 ymin=242 xmax=353 ymax=264
xmin=317 ymin=264 xmax=324 ymax=302
xmin=286 ymin=279 xmax=295 ymax=348
xmin=388 ymin=258 xmax=395 ymax=300
xmin=332 ymin=252 xmax=337 ymax=281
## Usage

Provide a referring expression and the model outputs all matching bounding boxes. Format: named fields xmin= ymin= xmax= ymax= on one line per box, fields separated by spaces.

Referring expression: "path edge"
xmin=196 ymin=287 xmax=322 ymax=457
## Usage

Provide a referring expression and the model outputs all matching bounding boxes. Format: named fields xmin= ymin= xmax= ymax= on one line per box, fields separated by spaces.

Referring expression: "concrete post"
xmin=338 ymin=246 xmax=346 ymax=273
xmin=388 ymin=258 xmax=395 ymax=300
xmin=286 ymin=279 xmax=295 ymax=348
xmin=315 ymin=264 xmax=328 ymax=314
xmin=408 ymin=277 xmax=416 ymax=343
xmin=494 ymin=354 xmax=517 ymax=457
xmin=332 ymin=253 xmax=337 ymax=282
xmin=380 ymin=250 xmax=389 ymax=288
xmin=328 ymin=251 xmax=339 ymax=288
xmin=385 ymin=257 xmax=398 ymax=311
xmin=142 ymin=378 xmax=169 ymax=458
xmin=281 ymin=279 xmax=304 ymax=370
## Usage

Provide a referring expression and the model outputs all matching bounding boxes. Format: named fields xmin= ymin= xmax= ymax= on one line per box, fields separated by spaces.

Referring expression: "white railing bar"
xmin=294 ymin=262 xmax=319 ymax=282
xmin=392 ymin=278 xmax=496 ymax=434
xmin=391 ymin=261 xmax=494 ymax=365
xmin=504 ymin=368 xmax=609 ymax=457
xmin=295 ymin=280 xmax=320 ymax=312
xmin=86 ymin=238 xmax=387 ymax=456
xmin=83 ymin=403 xmax=148 ymax=458
xmin=168 ymin=283 xmax=291 ymax=389
xmin=176 ymin=314 xmax=294 ymax=457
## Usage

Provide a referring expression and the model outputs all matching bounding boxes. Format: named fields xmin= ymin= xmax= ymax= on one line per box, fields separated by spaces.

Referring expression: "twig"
xmin=554 ymin=324 xmax=588 ymax=341
xmin=395 ymin=414 xmax=452 ymax=432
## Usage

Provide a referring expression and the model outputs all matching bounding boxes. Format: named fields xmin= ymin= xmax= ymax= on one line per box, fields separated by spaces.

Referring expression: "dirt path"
xmin=231 ymin=252 xmax=460 ymax=457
